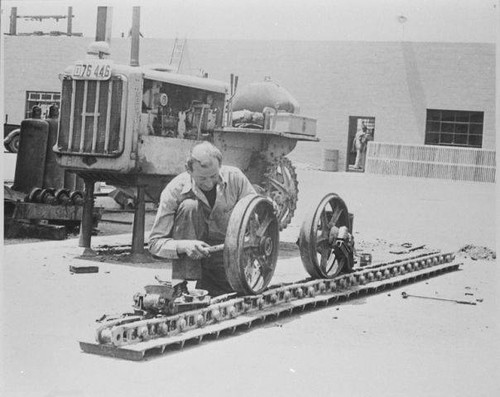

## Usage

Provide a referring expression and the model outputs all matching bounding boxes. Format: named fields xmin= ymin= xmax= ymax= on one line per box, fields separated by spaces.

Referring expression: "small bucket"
xmin=359 ymin=253 xmax=372 ymax=267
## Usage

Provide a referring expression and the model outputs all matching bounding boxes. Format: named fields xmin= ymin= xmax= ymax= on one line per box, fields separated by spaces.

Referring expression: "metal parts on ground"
xmin=26 ymin=187 xmax=84 ymax=205
xmin=78 ymin=192 xmax=454 ymax=360
xmin=401 ymin=291 xmax=476 ymax=305
xmin=82 ymin=191 xmax=358 ymax=353
xmin=133 ymin=280 xmax=212 ymax=315
xmin=80 ymin=251 xmax=458 ymax=360
xmin=4 ymin=185 xmax=100 ymax=240
xmin=195 ymin=191 xmax=353 ymax=296
xmin=220 ymin=192 xmax=354 ymax=296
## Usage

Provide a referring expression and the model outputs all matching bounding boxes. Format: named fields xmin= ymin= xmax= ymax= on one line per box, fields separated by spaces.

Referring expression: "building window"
xmin=425 ymin=109 xmax=483 ymax=148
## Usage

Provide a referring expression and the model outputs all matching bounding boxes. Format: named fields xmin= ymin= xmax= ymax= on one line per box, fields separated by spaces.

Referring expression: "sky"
xmin=1 ymin=0 xmax=497 ymax=42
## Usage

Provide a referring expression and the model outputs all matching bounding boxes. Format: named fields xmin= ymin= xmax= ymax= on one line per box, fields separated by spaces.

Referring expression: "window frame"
xmin=424 ymin=109 xmax=484 ymax=148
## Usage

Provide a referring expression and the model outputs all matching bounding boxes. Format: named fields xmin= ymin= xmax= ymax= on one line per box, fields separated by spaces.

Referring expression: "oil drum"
xmin=323 ymin=149 xmax=339 ymax=172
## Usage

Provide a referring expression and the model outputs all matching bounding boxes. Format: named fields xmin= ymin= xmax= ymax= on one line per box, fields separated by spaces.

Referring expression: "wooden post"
xmin=79 ymin=178 xmax=96 ymax=256
xmin=10 ymin=7 xmax=17 ymax=35
xmin=130 ymin=7 xmax=141 ymax=67
xmin=95 ymin=6 xmax=113 ymax=43
xmin=131 ymin=185 xmax=146 ymax=254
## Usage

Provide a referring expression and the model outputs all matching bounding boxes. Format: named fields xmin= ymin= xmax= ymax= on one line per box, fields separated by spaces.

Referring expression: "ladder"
xmin=169 ymin=38 xmax=186 ymax=73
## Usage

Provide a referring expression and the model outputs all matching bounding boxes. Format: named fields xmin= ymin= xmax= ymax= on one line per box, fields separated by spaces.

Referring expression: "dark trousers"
xmin=171 ymin=199 xmax=233 ymax=296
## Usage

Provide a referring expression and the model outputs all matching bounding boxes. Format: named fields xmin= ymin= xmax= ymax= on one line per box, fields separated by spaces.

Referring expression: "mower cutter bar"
xmin=79 ymin=252 xmax=458 ymax=361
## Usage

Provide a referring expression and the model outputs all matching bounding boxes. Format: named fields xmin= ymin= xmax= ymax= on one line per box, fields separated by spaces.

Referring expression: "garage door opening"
xmin=347 ymin=116 xmax=375 ymax=172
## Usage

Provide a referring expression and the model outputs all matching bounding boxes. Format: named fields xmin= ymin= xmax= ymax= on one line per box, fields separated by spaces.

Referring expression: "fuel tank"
xmin=232 ymin=78 xmax=300 ymax=114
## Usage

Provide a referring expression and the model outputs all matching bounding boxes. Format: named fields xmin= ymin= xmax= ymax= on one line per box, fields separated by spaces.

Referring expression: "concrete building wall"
xmin=305 ymin=42 xmax=496 ymax=171
xmin=290 ymin=41 xmax=424 ymax=172
xmin=411 ymin=42 xmax=496 ymax=149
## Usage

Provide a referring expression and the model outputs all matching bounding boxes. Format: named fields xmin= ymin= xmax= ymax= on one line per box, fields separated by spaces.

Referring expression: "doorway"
xmin=347 ymin=116 xmax=375 ymax=172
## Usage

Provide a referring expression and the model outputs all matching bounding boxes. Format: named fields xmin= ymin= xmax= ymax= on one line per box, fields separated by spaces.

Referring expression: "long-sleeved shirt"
xmin=149 ymin=165 xmax=256 ymax=259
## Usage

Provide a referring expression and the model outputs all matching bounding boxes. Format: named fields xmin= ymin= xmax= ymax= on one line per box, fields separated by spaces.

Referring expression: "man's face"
xmin=190 ymin=159 xmax=220 ymax=191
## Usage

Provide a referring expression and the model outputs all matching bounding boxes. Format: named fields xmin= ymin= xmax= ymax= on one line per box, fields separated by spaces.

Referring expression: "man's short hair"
xmin=186 ymin=141 xmax=223 ymax=171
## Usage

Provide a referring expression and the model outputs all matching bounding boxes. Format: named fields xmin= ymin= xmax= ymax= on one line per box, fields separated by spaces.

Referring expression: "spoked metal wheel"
xmin=299 ymin=193 xmax=352 ymax=279
xmin=263 ymin=157 xmax=298 ymax=231
xmin=224 ymin=195 xmax=279 ymax=295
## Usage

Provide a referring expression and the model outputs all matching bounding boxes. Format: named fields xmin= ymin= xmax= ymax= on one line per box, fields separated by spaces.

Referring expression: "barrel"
xmin=323 ymin=149 xmax=338 ymax=172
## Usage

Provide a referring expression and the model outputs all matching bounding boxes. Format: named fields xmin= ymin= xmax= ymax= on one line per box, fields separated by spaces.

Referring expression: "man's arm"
xmin=149 ymin=185 xmax=211 ymax=260
xmin=148 ymin=187 xmax=181 ymax=259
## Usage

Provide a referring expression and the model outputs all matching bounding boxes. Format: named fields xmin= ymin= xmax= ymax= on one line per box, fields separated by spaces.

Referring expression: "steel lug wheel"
xmin=299 ymin=193 xmax=353 ymax=279
xmin=224 ymin=195 xmax=279 ymax=295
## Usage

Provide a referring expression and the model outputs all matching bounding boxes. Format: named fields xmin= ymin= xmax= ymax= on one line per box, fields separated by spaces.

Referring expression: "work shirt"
xmin=149 ymin=165 xmax=256 ymax=259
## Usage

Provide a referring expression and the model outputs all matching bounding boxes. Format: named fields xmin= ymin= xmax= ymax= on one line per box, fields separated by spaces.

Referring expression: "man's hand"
xmin=176 ymin=240 xmax=211 ymax=260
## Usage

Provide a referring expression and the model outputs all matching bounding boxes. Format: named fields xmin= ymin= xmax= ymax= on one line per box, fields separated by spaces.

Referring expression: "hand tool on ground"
xmin=401 ymin=291 xmax=476 ymax=305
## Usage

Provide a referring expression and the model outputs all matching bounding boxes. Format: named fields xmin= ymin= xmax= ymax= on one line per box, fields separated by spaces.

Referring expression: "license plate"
xmin=72 ymin=61 xmax=112 ymax=80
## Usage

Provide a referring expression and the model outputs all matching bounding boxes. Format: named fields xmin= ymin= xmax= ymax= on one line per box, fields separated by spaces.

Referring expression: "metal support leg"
xmin=79 ymin=178 xmax=96 ymax=256
xmin=130 ymin=185 xmax=148 ymax=261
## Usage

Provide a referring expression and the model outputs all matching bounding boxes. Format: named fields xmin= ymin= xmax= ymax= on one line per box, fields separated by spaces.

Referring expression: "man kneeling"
xmin=149 ymin=142 xmax=256 ymax=296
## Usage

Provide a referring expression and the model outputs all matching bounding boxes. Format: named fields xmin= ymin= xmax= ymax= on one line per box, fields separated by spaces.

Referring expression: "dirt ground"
xmin=1 ymin=167 xmax=498 ymax=397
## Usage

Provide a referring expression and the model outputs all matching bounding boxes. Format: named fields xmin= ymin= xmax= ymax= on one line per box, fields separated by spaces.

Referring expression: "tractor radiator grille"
xmin=57 ymin=77 xmax=125 ymax=156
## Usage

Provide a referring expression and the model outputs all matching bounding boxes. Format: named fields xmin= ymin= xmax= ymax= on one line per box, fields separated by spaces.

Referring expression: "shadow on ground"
xmin=79 ymin=241 xmax=303 ymax=268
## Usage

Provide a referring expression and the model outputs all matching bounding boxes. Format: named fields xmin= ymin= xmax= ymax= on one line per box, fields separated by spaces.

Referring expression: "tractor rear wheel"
xmin=263 ymin=156 xmax=298 ymax=231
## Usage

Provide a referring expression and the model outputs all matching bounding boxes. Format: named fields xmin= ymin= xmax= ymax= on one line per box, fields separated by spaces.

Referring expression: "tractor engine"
xmin=55 ymin=55 xmax=228 ymax=200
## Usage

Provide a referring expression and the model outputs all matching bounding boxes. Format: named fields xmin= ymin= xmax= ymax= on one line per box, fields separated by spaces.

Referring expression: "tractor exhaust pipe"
xmin=95 ymin=6 xmax=112 ymax=42
xmin=130 ymin=7 xmax=141 ymax=67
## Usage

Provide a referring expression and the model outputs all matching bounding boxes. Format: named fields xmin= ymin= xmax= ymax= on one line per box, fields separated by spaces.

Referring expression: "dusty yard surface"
xmin=1 ymin=168 xmax=498 ymax=397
